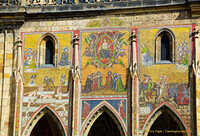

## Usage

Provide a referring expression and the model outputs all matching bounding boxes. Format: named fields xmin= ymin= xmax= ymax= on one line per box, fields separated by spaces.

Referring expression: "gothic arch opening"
xmin=145 ymin=106 xmax=188 ymax=136
xmin=153 ymin=28 xmax=176 ymax=63
xmin=23 ymin=107 xmax=66 ymax=136
xmin=88 ymin=112 xmax=121 ymax=136
xmin=37 ymin=33 xmax=58 ymax=67
xmin=30 ymin=113 xmax=61 ymax=136
xmin=82 ymin=103 xmax=126 ymax=136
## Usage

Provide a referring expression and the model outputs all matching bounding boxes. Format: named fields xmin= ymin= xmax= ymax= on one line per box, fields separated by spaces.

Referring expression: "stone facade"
xmin=0 ymin=0 xmax=200 ymax=136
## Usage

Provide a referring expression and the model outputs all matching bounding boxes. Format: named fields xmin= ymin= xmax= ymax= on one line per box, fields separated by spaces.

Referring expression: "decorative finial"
xmin=73 ymin=34 xmax=79 ymax=45
xmin=132 ymin=31 xmax=137 ymax=42
xmin=193 ymin=60 xmax=200 ymax=78
xmin=16 ymin=37 xmax=22 ymax=47
xmin=193 ymin=26 xmax=199 ymax=38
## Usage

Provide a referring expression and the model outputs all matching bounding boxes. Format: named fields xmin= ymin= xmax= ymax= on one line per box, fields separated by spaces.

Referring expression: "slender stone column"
xmin=132 ymin=31 xmax=137 ymax=66
xmin=0 ymin=30 xmax=5 ymax=136
xmin=13 ymin=37 xmax=24 ymax=136
xmin=131 ymin=31 xmax=139 ymax=136
xmin=193 ymin=26 xmax=200 ymax=136
xmin=72 ymin=33 xmax=81 ymax=136
xmin=74 ymin=34 xmax=79 ymax=68
xmin=16 ymin=37 xmax=22 ymax=72
xmin=0 ymin=30 xmax=14 ymax=136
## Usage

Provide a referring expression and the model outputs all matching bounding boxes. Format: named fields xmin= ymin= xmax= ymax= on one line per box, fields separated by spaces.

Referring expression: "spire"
xmin=131 ymin=31 xmax=139 ymax=79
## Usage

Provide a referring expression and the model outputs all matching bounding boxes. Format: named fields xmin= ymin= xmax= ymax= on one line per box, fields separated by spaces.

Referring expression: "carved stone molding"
xmin=131 ymin=31 xmax=137 ymax=42
xmin=73 ymin=33 xmax=79 ymax=45
xmin=193 ymin=60 xmax=200 ymax=78
xmin=193 ymin=26 xmax=199 ymax=38
xmin=16 ymin=37 xmax=22 ymax=47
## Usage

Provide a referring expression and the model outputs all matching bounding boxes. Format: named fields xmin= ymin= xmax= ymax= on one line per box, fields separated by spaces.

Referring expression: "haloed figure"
xmin=59 ymin=47 xmax=70 ymax=66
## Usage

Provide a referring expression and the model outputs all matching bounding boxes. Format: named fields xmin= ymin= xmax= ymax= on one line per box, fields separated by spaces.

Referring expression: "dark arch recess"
xmin=148 ymin=106 xmax=187 ymax=136
xmin=30 ymin=108 xmax=65 ymax=136
xmin=88 ymin=112 xmax=122 ymax=136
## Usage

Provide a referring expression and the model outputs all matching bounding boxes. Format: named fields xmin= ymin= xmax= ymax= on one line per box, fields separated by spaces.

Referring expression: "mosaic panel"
xmin=81 ymin=29 xmax=130 ymax=96
xmin=138 ymin=26 xmax=192 ymax=130
xmin=21 ymin=32 xmax=72 ymax=132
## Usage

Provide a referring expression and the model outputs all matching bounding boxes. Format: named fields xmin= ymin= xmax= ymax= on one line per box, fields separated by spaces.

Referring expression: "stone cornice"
xmin=0 ymin=0 xmax=199 ymax=27
xmin=189 ymin=1 xmax=200 ymax=17
xmin=0 ymin=11 xmax=25 ymax=29
xmin=0 ymin=0 xmax=188 ymax=15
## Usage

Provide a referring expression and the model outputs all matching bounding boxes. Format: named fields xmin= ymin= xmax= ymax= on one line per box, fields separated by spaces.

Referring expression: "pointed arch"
xmin=153 ymin=28 xmax=176 ymax=63
xmin=80 ymin=101 xmax=127 ymax=136
xmin=22 ymin=104 xmax=67 ymax=136
xmin=142 ymin=102 xmax=190 ymax=136
xmin=37 ymin=32 xmax=59 ymax=67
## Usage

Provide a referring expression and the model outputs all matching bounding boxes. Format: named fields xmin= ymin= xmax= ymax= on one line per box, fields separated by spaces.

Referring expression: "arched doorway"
xmin=81 ymin=102 xmax=126 ymax=136
xmin=88 ymin=112 xmax=121 ymax=136
xmin=147 ymin=106 xmax=188 ymax=136
xmin=22 ymin=106 xmax=66 ymax=136
xmin=30 ymin=113 xmax=63 ymax=136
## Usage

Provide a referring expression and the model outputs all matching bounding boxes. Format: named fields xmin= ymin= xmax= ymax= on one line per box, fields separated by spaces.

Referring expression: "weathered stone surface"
xmin=0 ymin=1 xmax=199 ymax=136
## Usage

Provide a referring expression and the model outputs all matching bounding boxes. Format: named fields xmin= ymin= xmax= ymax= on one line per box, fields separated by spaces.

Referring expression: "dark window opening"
xmin=45 ymin=39 xmax=54 ymax=65
xmin=161 ymin=35 xmax=171 ymax=61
